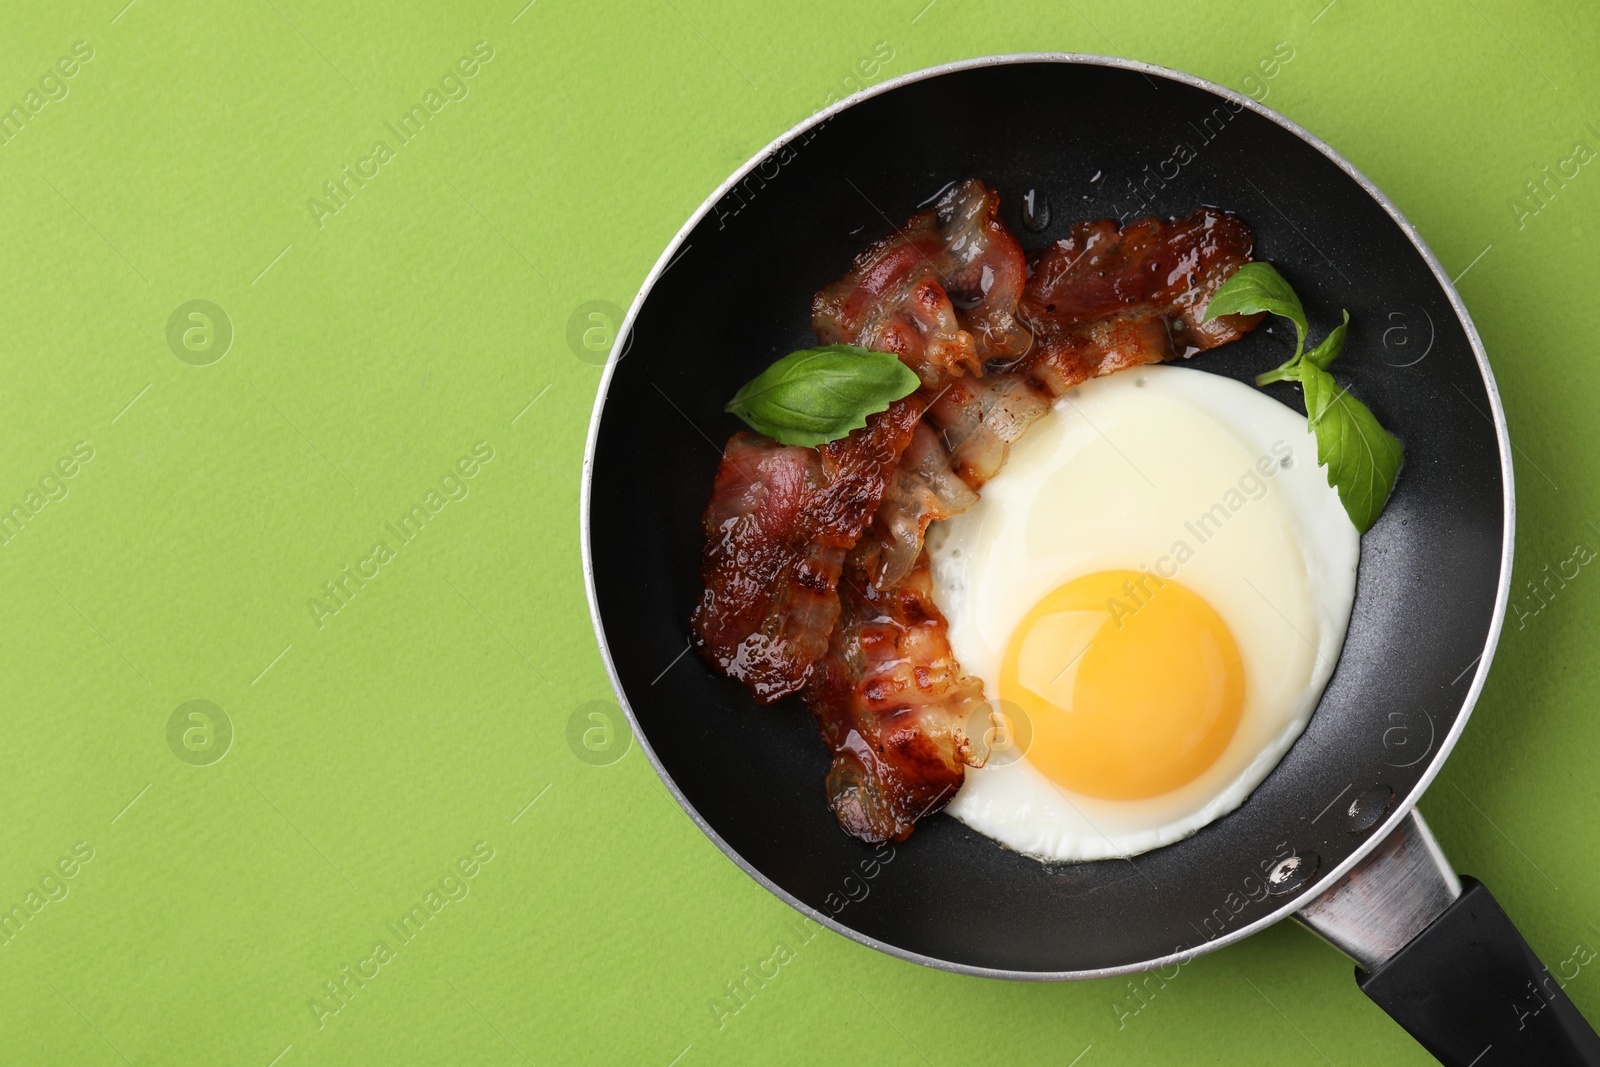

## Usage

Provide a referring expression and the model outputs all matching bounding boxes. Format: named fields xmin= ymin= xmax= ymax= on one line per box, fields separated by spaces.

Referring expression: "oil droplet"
xmin=1022 ymin=189 xmax=1050 ymax=232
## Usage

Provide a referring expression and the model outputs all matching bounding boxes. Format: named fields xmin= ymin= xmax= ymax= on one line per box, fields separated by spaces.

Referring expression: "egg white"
xmin=929 ymin=365 xmax=1359 ymax=861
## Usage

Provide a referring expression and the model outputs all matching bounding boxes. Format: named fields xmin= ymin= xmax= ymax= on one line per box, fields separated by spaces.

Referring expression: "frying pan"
xmin=581 ymin=55 xmax=1599 ymax=1065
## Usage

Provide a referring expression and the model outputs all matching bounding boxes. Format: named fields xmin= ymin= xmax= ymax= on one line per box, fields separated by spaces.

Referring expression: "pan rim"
xmin=579 ymin=51 xmax=1516 ymax=981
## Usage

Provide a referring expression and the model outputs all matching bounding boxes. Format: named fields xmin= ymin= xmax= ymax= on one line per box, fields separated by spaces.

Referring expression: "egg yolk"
xmin=998 ymin=570 xmax=1244 ymax=800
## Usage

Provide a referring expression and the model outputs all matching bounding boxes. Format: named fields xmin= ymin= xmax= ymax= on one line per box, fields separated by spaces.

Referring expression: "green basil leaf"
xmin=1202 ymin=262 xmax=1309 ymax=357
xmin=1298 ymin=361 xmax=1404 ymax=534
xmin=1303 ymin=309 xmax=1350 ymax=371
xmin=1254 ymin=358 xmax=1302 ymax=388
xmin=725 ymin=344 xmax=921 ymax=447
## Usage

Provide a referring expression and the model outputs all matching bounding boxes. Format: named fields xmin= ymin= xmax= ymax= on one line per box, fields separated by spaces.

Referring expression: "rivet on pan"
xmin=1266 ymin=852 xmax=1320 ymax=896
xmin=1345 ymin=785 xmax=1394 ymax=835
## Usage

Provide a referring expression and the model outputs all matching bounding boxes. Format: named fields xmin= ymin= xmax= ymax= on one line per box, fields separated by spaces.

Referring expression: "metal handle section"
xmin=1296 ymin=808 xmax=1460 ymax=969
xmin=1296 ymin=808 xmax=1600 ymax=1066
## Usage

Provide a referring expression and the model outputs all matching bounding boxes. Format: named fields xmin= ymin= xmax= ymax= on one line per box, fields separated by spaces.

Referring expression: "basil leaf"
xmin=1298 ymin=361 xmax=1404 ymax=534
xmin=1255 ymin=358 xmax=1302 ymax=388
xmin=1203 ymin=262 xmax=1309 ymax=357
xmin=1262 ymin=308 xmax=1348 ymax=385
xmin=1304 ymin=309 xmax=1350 ymax=371
xmin=1231 ymin=263 xmax=1401 ymax=531
xmin=725 ymin=344 xmax=921 ymax=447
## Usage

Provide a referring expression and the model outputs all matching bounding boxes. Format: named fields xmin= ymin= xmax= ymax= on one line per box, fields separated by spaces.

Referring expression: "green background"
xmin=2 ymin=1 xmax=1597 ymax=1064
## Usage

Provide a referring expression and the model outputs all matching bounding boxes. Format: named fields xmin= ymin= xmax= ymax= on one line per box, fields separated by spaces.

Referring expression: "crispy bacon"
xmin=852 ymin=422 xmax=980 ymax=590
xmin=1022 ymin=208 xmax=1260 ymax=349
xmin=692 ymin=399 xmax=923 ymax=702
xmin=811 ymin=178 xmax=1031 ymax=379
xmin=808 ymin=554 xmax=987 ymax=842
xmin=811 ymin=178 xmax=1032 ymax=589
xmin=927 ymin=207 xmax=1263 ymax=493
xmin=696 ymin=180 xmax=1028 ymax=698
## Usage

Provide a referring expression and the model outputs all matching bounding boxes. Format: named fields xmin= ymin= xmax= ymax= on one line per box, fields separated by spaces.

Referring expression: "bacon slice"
xmin=1022 ymin=208 xmax=1260 ymax=348
xmin=808 ymin=553 xmax=987 ymax=842
xmin=927 ymin=208 xmax=1263 ymax=494
xmin=696 ymin=180 xmax=1028 ymax=698
xmin=811 ymin=179 xmax=1032 ymax=589
xmin=692 ymin=399 xmax=923 ymax=702
xmin=852 ymin=422 xmax=980 ymax=590
xmin=811 ymin=178 xmax=1031 ymax=378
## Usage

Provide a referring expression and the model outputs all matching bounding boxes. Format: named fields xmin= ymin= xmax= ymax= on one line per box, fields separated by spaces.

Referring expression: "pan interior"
xmin=586 ymin=60 xmax=1506 ymax=975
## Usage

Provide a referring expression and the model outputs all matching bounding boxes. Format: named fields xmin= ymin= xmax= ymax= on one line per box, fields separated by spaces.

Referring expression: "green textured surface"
xmin=2 ymin=1 xmax=1597 ymax=1064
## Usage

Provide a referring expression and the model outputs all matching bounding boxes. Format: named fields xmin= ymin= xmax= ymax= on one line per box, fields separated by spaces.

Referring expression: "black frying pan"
xmin=582 ymin=55 xmax=1597 ymax=1065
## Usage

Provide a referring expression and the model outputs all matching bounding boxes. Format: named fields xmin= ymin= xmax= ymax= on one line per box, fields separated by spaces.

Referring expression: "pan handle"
xmin=1296 ymin=809 xmax=1600 ymax=1065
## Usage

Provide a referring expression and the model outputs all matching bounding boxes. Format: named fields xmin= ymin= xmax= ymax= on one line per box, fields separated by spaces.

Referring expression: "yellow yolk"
xmin=999 ymin=570 xmax=1244 ymax=800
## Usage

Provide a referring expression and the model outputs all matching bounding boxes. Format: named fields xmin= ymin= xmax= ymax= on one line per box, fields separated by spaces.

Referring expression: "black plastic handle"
xmin=1358 ymin=877 xmax=1600 ymax=1065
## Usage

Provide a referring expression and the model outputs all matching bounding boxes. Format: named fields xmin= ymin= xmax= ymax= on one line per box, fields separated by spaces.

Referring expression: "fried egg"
xmin=928 ymin=365 xmax=1358 ymax=861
